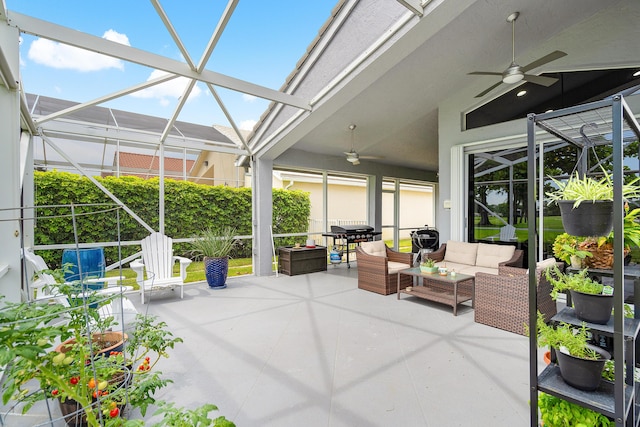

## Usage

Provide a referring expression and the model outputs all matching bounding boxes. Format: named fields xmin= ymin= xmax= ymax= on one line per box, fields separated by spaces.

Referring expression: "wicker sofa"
xmin=474 ymin=260 xmax=559 ymax=335
xmin=426 ymin=240 xmax=524 ymax=275
xmin=354 ymin=240 xmax=413 ymax=295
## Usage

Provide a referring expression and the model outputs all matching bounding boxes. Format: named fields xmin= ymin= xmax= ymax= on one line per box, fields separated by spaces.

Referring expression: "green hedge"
xmin=34 ymin=171 xmax=310 ymax=268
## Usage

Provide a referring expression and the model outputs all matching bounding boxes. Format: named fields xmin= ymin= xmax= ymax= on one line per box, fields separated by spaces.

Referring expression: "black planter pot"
xmin=569 ymin=290 xmax=614 ymax=324
xmin=558 ymin=200 xmax=613 ymax=237
xmin=555 ymin=344 xmax=610 ymax=391
xmin=204 ymin=256 xmax=229 ymax=289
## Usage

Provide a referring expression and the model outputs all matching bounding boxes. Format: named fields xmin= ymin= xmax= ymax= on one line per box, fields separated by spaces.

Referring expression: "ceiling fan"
xmin=469 ymin=12 xmax=567 ymax=98
xmin=343 ymin=124 xmax=382 ymax=165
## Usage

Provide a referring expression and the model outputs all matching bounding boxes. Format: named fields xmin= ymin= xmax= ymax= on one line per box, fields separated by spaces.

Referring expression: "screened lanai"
xmin=2 ymin=0 xmax=640 ymax=305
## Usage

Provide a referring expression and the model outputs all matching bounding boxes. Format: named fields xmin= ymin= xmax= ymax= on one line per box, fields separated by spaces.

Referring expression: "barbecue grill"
xmin=410 ymin=226 xmax=439 ymax=253
xmin=322 ymin=224 xmax=381 ymax=267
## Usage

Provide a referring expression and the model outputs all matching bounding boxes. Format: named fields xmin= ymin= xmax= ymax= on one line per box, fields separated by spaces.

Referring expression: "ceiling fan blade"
xmin=352 ymin=159 xmax=360 ymax=165
xmin=521 ymin=50 xmax=567 ymax=73
xmin=360 ymin=155 xmax=384 ymax=160
xmin=523 ymin=74 xmax=558 ymax=87
xmin=475 ymin=80 xmax=503 ymax=98
xmin=468 ymin=71 xmax=503 ymax=76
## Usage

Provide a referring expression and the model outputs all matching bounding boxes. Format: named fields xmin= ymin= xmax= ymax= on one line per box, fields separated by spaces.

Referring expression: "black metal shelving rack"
xmin=527 ymin=94 xmax=640 ymax=426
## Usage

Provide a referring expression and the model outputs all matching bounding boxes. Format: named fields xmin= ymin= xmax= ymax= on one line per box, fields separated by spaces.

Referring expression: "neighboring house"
xmin=104 ymin=152 xmax=196 ymax=181
xmin=189 ymin=125 xmax=249 ymax=187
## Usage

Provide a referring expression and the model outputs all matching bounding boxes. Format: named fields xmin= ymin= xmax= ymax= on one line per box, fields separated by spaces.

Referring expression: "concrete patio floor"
xmin=3 ymin=263 xmax=549 ymax=426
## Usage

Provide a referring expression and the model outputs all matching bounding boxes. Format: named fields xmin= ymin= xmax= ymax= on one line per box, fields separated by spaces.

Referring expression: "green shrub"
xmin=33 ymin=171 xmax=310 ymax=267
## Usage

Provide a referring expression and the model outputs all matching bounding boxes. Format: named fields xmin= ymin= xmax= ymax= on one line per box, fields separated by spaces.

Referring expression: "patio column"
xmin=252 ymin=156 xmax=274 ymax=276
xmin=367 ymin=174 xmax=383 ymax=236
xmin=0 ymin=22 xmax=23 ymax=302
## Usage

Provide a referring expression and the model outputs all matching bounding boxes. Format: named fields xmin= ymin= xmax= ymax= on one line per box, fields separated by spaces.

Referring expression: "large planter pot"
xmin=204 ymin=256 xmax=229 ymax=289
xmin=558 ymin=200 xmax=613 ymax=237
xmin=555 ymin=344 xmax=610 ymax=391
xmin=569 ymin=290 xmax=614 ymax=324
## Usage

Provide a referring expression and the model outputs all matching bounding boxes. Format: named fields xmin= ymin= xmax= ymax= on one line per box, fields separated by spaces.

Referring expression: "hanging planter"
xmin=546 ymin=171 xmax=640 ymax=238
xmin=557 ymin=200 xmax=613 ymax=237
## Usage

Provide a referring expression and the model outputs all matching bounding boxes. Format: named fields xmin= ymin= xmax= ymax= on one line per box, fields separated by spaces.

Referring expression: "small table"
xmin=397 ymin=267 xmax=474 ymax=316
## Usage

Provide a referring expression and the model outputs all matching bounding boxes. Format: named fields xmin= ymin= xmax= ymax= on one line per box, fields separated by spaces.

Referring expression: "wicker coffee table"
xmin=397 ymin=267 xmax=474 ymax=315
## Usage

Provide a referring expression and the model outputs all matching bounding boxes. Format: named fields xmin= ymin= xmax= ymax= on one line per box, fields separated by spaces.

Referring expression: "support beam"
xmin=395 ymin=0 xmax=424 ymax=16
xmin=9 ymin=12 xmax=311 ymax=111
xmin=252 ymin=157 xmax=274 ymax=276
xmin=0 ymin=21 xmax=22 ymax=303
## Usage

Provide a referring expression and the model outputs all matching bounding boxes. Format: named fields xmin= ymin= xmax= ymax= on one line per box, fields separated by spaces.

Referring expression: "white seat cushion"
xmin=360 ymin=240 xmax=387 ymax=257
xmin=475 ymin=243 xmax=516 ymax=268
xmin=388 ymin=261 xmax=410 ymax=274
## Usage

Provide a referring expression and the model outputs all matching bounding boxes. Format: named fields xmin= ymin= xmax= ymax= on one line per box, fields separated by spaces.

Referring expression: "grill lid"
xmin=331 ymin=224 xmax=374 ymax=234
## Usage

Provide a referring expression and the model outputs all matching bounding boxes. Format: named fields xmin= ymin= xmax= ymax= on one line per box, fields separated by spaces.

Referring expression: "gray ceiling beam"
xmin=8 ymin=11 xmax=311 ymax=111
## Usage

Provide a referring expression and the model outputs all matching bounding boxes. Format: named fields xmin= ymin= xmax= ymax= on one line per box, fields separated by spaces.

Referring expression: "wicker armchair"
xmin=354 ymin=241 xmax=413 ymax=295
xmin=474 ymin=264 xmax=560 ymax=335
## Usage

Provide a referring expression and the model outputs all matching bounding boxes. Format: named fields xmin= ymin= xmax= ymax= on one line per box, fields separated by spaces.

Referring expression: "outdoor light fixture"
xmin=634 ymin=70 xmax=640 ymax=77
xmin=502 ymin=64 xmax=524 ymax=84
xmin=516 ymin=90 xmax=527 ymax=97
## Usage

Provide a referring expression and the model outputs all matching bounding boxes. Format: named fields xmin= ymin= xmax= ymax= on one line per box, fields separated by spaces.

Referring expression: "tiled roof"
xmin=113 ymin=152 xmax=195 ymax=178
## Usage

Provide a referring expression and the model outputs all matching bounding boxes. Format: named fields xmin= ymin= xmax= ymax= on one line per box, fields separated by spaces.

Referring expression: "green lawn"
xmin=105 ymin=257 xmax=254 ymax=290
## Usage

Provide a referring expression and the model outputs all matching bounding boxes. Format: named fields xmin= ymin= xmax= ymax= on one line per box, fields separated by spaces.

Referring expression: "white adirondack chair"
xmin=130 ymin=233 xmax=192 ymax=304
xmin=22 ymin=248 xmax=138 ymax=330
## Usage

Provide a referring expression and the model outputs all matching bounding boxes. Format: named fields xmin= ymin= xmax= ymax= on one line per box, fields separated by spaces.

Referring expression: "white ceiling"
xmin=271 ymin=0 xmax=640 ymax=171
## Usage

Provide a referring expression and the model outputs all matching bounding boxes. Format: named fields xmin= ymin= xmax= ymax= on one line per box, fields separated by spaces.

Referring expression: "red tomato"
xmin=110 ymin=407 xmax=119 ymax=418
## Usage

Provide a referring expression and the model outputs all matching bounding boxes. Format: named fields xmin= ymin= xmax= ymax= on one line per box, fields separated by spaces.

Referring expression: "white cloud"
xmin=27 ymin=29 xmax=130 ymax=72
xmin=130 ymin=70 xmax=202 ymax=105
xmin=242 ymin=94 xmax=257 ymax=103
xmin=240 ymin=119 xmax=256 ymax=131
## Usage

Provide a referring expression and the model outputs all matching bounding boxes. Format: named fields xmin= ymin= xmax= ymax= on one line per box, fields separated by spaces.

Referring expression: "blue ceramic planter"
xmin=204 ymin=256 xmax=229 ymax=289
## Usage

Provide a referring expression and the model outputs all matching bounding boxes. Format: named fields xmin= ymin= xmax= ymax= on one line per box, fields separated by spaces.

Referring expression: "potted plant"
xmin=579 ymin=203 xmax=640 ymax=269
xmin=191 ymin=226 xmax=239 ymax=289
xmin=536 ymin=312 xmax=611 ymax=391
xmin=419 ymin=257 xmax=438 ymax=273
xmin=546 ymin=266 xmax=613 ymax=324
xmin=545 ymin=171 xmax=640 ymax=237
xmin=0 ymin=273 xmax=235 ymax=427
xmin=552 ymin=233 xmax=592 ymax=268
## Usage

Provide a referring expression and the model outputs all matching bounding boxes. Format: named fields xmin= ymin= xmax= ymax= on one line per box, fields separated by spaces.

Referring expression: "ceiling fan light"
xmin=502 ymin=71 xmax=524 ymax=84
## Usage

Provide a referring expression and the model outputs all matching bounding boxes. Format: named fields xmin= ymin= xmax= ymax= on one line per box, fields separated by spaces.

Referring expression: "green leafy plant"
xmin=535 ymin=312 xmax=600 ymax=360
xmin=420 ymin=257 xmax=436 ymax=268
xmin=0 ymin=270 xmax=234 ymax=426
xmin=545 ymin=265 xmax=606 ymax=300
xmin=552 ymin=233 xmax=593 ymax=265
xmin=538 ymin=392 xmax=612 ymax=426
xmin=190 ymin=227 xmax=239 ymax=259
xmin=546 ymin=170 xmax=640 ymax=208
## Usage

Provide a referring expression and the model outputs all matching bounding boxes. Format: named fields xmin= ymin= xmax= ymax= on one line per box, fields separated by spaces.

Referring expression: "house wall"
xmin=191 ymin=151 xmax=245 ymax=187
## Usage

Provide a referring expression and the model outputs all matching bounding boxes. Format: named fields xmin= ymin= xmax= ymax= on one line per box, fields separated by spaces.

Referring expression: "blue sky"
xmin=8 ymin=1 xmax=336 ymax=130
